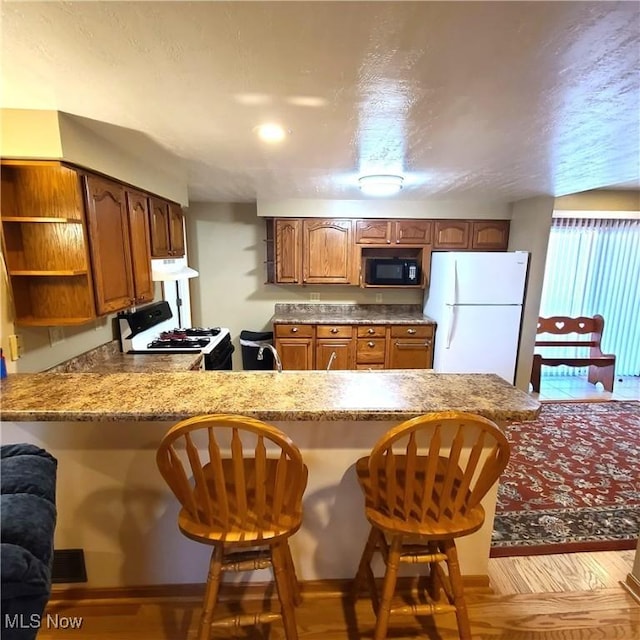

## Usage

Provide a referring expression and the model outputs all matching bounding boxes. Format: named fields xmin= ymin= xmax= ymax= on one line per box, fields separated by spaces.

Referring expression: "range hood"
xmin=151 ymin=258 xmax=199 ymax=281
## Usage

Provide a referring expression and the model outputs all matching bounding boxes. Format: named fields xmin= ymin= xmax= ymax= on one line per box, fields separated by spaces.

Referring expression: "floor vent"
xmin=51 ymin=548 xmax=87 ymax=584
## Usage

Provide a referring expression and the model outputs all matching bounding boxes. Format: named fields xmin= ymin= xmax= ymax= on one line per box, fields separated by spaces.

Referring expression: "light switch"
xmin=8 ymin=334 xmax=23 ymax=360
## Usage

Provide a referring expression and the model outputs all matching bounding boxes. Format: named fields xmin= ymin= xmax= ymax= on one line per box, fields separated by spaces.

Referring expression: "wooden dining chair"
xmin=156 ymin=414 xmax=308 ymax=640
xmin=352 ymin=410 xmax=510 ymax=640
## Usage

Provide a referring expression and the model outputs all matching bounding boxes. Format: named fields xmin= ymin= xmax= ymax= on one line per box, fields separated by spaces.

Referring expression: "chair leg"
xmin=373 ymin=534 xmax=403 ymax=640
xmin=199 ymin=544 xmax=224 ymax=640
xmin=588 ymin=362 xmax=615 ymax=391
xmin=443 ymin=539 xmax=472 ymax=640
xmin=272 ymin=541 xmax=299 ymax=640
xmin=351 ymin=526 xmax=379 ymax=602
xmin=427 ymin=541 xmax=442 ymax=602
xmin=283 ymin=539 xmax=303 ymax=606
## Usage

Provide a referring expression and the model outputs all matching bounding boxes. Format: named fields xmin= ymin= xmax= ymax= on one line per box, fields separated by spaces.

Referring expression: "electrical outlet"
xmin=310 ymin=292 xmax=320 ymax=301
xmin=375 ymin=293 xmax=383 ymax=303
xmin=48 ymin=327 xmax=65 ymax=346
xmin=8 ymin=334 xmax=23 ymax=360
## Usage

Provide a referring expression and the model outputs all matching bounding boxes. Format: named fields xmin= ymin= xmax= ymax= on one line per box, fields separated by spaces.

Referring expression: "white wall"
xmin=2 ymin=418 xmax=497 ymax=588
xmin=258 ymin=198 xmax=511 ymax=219
xmin=186 ymin=203 xmax=424 ymax=370
xmin=508 ymin=196 xmax=555 ymax=391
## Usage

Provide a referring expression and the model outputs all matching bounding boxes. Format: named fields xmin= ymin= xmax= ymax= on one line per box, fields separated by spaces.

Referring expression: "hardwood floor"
xmin=41 ymin=550 xmax=639 ymax=639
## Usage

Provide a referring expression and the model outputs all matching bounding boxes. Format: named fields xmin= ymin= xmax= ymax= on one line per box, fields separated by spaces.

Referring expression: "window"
xmin=539 ymin=216 xmax=640 ymax=376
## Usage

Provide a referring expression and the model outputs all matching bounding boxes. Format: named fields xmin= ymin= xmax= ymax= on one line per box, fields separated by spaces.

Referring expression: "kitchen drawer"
xmin=356 ymin=363 xmax=385 ymax=370
xmin=390 ymin=324 xmax=434 ymax=339
xmin=316 ymin=325 xmax=353 ymax=339
xmin=356 ymin=338 xmax=386 ymax=363
xmin=356 ymin=325 xmax=386 ymax=338
xmin=275 ymin=324 xmax=314 ymax=338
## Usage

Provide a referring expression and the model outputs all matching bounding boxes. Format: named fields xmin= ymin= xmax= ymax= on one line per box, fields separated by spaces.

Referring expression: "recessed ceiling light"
xmin=358 ymin=174 xmax=404 ymax=196
xmin=255 ymin=123 xmax=287 ymax=143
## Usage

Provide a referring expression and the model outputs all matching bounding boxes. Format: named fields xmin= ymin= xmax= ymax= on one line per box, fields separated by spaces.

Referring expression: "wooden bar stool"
xmin=352 ymin=410 xmax=510 ymax=640
xmin=157 ymin=414 xmax=308 ymax=640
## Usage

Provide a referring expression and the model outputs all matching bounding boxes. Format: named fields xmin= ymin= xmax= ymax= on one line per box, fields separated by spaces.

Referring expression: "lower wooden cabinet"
xmin=387 ymin=325 xmax=434 ymax=369
xmin=356 ymin=325 xmax=386 ymax=367
xmin=316 ymin=339 xmax=354 ymax=370
xmin=274 ymin=322 xmax=434 ymax=370
xmin=277 ymin=337 xmax=315 ymax=370
xmin=315 ymin=325 xmax=354 ymax=370
xmin=275 ymin=324 xmax=315 ymax=370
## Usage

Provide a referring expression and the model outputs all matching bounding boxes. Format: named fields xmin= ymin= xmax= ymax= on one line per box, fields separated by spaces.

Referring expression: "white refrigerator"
xmin=423 ymin=251 xmax=529 ymax=383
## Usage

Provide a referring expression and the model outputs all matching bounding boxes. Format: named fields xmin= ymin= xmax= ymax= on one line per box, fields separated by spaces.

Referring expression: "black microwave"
xmin=366 ymin=258 xmax=420 ymax=285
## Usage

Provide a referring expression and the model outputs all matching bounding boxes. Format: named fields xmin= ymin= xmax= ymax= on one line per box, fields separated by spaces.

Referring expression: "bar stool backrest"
xmin=367 ymin=411 xmax=510 ymax=526
xmin=157 ymin=414 xmax=307 ymax=536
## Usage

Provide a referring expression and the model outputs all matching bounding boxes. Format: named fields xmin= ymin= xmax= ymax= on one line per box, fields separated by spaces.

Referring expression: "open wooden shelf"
xmin=9 ymin=269 xmax=89 ymax=276
xmin=2 ymin=216 xmax=84 ymax=224
xmin=12 ymin=316 xmax=96 ymax=327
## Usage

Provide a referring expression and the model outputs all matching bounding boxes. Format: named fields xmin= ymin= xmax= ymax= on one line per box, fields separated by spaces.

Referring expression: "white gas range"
xmin=117 ymin=301 xmax=233 ymax=370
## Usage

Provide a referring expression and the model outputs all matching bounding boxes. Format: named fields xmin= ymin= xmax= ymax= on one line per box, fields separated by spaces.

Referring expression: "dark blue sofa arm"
xmin=1 ymin=444 xmax=57 ymax=640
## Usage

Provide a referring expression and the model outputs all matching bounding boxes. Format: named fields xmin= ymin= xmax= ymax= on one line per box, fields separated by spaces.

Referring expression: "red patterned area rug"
xmin=491 ymin=400 xmax=640 ymax=557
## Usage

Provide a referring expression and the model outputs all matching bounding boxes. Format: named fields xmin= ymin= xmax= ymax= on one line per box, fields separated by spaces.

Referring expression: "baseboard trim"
xmin=50 ymin=574 xmax=491 ymax=605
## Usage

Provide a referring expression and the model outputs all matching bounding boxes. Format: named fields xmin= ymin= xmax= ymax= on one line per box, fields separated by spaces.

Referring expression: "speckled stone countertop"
xmin=0 ymin=370 xmax=539 ymax=423
xmin=271 ymin=303 xmax=435 ymax=325
xmin=45 ymin=341 xmax=202 ymax=373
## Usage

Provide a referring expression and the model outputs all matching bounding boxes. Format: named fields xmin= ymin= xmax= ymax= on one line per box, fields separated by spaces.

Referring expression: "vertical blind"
xmin=539 ymin=217 xmax=640 ymax=376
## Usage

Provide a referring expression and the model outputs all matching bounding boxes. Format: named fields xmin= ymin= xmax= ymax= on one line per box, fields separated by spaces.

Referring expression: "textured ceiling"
xmin=2 ymin=1 xmax=639 ymax=203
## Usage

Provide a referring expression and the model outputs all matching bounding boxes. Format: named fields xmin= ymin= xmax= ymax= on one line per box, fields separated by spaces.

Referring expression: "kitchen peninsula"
xmin=1 ymin=370 xmax=539 ymax=590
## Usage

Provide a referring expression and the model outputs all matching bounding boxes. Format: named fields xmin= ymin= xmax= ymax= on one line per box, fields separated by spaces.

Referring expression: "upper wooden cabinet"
xmin=83 ymin=174 xmax=136 ymax=315
xmin=302 ymin=219 xmax=352 ymax=284
xmin=269 ymin=218 xmax=354 ymax=285
xmin=275 ymin=219 xmax=301 ymax=283
xmin=85 ymin=178 xmax=155 ymax=312
xmin=355 ymin=219 xmax=432 ymax=245
xmin=266 ymin=216 xmax=509 ymax=288
xmin=149 ymin=197 xmax=185 ymax=258
xmin=433 ymin=220 xmax=471 ymax=249
xmin=1 ymin=159 xmax=166 ymax=325
xmin=355 ymin=219 xmax=392 ymax=244
xmin=1 ymin=162 xmax=97 ymax=325
xmin=471 ymin=220 xmax=510 ymax=250
xmin=433 ymin=219 xmax=510 ymax=250
xmin=125 ymin=189 xmax=154 ymax=304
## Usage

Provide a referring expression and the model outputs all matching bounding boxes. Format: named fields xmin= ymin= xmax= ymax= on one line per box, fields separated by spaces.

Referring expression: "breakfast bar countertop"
xmin=1 ymin=370 xmax=540 ymax=423
xmin=271 ymin=303 xmax=436 ymax=325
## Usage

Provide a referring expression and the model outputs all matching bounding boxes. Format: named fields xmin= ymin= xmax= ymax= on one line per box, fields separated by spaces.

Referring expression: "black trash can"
xmin=240 ymin=330 xmax=274 ymax=370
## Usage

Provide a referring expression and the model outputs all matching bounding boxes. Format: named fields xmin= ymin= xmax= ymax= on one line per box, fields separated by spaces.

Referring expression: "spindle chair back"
xmin=157 ymin=414 xmax=308 ymax=640
xmin=352 ymin=410 xmax=510 ymax=640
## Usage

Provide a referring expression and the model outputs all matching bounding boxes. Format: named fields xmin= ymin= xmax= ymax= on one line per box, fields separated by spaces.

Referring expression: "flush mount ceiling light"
xmin=358 ymin=174 xmax=404 ymax=196
xmin=255 ymin=123 xmax=287 ymax=143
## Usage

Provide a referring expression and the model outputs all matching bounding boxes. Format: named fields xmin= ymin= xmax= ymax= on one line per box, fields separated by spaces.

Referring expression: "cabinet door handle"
xmin=367 ymin=341 xmax=375 ymax=348
xmin=407 ymin=328 xmax=417 ymax=335
xmin=395 ymin=341 xmax=430 ymax=349
xmin=367 ymin=328 xmax=375 ymax=334
xmin=386 ymin=240 xmax=391 ymax=244
xmin=330 ymin=328 xmax=338 ymax=334
xmin=291 ymin=327 xmax=298 ymax=333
